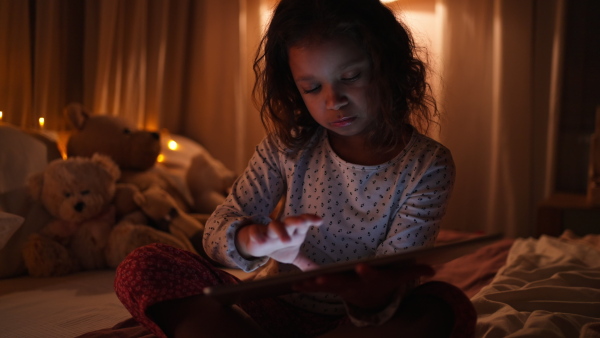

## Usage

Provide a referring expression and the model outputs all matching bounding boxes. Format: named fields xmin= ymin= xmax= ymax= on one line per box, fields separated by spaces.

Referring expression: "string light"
xmin=167 ymin=140 xmax=179 ymax=151
xmin=0 ymin=111 xmax=3 ymax=120
xmin=38 ymin=117 xmax=45 ymax=129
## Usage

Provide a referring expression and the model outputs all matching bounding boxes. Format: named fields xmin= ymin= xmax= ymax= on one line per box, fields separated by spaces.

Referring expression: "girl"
xmin=115 ymin=0 xmax=474 ymax=337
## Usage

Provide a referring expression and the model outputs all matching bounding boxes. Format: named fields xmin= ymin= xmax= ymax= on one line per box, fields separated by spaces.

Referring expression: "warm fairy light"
xmin=167 ymin=140 xmax=179 ymax=151
xmin=0 ymin=111 xmax=3 ymax=120
xmin=380 ymin=0 xmax=397 ymax=3
xmin=38 ymin=117 xmax=45 ymax=128
xmin=157 ymin=154 xmax=165 ymax=163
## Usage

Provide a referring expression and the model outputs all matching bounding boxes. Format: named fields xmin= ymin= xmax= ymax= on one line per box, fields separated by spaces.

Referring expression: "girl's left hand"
xmin=293 ymin=263 xmax=434 ymax=311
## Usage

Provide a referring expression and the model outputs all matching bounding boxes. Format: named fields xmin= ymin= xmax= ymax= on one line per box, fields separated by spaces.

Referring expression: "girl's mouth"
xmin=330 ymin=116 xmax=356 ymax=128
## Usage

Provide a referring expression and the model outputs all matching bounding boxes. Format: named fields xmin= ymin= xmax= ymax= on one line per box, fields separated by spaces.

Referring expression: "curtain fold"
xmin=435 ymin=0 xmax=498 ymax=234
xmin=85 ymin=0 xmax=195 ymax=133
xmin=0 ymin=0 xmax=33 ymax=127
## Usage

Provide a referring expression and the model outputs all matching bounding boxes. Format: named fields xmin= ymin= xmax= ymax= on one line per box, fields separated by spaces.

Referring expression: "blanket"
xmin=473 ymin=230 xmax=600 ymax=338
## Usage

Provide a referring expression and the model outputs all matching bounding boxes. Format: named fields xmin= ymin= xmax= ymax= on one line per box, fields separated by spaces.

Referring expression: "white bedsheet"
xmin=0 ymin=270 xmax=131 ymax=338
xmin=472 ymin=232 xmax=600 ymax=338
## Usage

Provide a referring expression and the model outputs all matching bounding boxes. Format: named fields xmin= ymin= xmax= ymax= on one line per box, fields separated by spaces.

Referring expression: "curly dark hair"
xmin=253 ymin=0 xmax=438 ymax=154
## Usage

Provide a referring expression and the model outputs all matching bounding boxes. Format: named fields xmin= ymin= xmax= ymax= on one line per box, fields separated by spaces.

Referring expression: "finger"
xmin=247 ymin=225 xmax=268 ymax=244
xmin=268 ymin=220 xmax=291 ymax=242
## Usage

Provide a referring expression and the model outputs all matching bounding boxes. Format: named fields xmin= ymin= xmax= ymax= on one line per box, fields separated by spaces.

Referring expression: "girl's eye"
xmin=303 ymin=85 xmax=321 ymax=94
xmin=342 ymin=73 xmax=360 ymax=82
xmin=123 ymin=128 xmax=131 ymax=134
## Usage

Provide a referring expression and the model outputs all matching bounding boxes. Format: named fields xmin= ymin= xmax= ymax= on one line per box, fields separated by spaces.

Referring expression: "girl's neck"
xmin=327 ymin=128 xmax=412 ymax=166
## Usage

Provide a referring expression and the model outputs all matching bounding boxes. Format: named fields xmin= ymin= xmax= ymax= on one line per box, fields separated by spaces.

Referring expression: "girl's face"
xmin=288 ymin=37 xmax=374 ymax=140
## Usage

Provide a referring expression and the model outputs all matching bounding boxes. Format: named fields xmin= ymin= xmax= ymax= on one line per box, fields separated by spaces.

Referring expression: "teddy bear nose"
xmin=150 ymin=132 xmax=159 ymax=140
xmin=74 ymin=202 xmax=86 ymax=212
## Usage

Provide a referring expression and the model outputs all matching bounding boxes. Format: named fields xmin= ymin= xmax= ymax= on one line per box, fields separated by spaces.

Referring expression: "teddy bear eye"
xmin=123 ymin=128 xmax=131 ymax=134
xmin=64 ymin=192 xmax=72 ymax=198
xmin=81 ymin=190 xmax=90 ymax=195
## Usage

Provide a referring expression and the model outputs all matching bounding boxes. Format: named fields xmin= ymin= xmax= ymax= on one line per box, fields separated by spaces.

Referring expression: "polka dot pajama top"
xmin=203 ymin=126 xmax=455 ymax=318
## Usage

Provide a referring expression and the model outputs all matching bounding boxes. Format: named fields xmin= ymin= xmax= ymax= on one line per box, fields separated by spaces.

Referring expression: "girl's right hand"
xmin=235 ymin=214 xmax=322 ymax=268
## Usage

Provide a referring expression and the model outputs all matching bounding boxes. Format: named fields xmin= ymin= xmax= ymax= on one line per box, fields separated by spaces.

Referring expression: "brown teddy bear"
xmin=63 ymin=103 xmax=192 ymax=213
xmin=22 ymin=154 xmax=200 ymax=277
xmin=22 ymin=154 xmax=121 ymax=277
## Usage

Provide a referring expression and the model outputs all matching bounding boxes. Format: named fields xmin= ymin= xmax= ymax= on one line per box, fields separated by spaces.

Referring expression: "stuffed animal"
xmin=22 ymin=154 xmax=200 ymax=276
xmin=106 ymin=183 xmax=206 ymax=269
xmin=63 ymin=103 xmax=192 ymax=213
xmin=121 ymin=185 xmax=207 ymax=261
xmin=22 ymin=154 xmax=120 ymax=277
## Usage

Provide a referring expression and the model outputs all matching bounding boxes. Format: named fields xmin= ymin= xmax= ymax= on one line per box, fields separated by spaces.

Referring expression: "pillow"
xmin=0 ymin=123 xmax=55 ymax=278
xmin=0 ymin=202 xmax=51 ymax=279
xmin=0 ymin=123 xmax=48 ymax=195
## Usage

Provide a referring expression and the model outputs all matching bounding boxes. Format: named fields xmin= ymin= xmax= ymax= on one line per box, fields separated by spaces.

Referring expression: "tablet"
xmin=203 ymin=233 xmax=503 ymax=305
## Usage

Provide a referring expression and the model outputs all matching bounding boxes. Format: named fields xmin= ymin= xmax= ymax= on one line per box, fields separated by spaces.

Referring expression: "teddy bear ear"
xmin=91 ymin=153 xmax=121 ymax=181
xmin=27 ymin=172 xmax=44 ymax=200
xmin=64 ymin=102 xmax=90 ymax=130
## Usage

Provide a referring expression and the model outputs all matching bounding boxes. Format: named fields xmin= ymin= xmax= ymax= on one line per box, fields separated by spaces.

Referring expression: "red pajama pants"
xmin=114 ymin=243 xmax=475 ymax=338
xmin=114 ymin=243 xmax=343 ymax=337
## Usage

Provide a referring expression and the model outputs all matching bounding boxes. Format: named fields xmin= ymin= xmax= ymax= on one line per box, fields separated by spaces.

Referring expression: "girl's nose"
xmin=325 ymin=86 xmax=348 ymax=110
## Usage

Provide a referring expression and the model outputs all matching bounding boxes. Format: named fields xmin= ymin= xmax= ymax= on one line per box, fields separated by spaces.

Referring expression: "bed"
xmin=1 ymin=123 xmax=599 ymax=338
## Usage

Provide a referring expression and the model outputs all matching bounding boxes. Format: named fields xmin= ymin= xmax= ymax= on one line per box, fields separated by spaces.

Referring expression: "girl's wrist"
xmin=234 ymin=225 xmax=257 ymax=260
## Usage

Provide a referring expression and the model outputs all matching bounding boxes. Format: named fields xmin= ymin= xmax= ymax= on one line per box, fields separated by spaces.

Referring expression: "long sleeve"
xmin=376 ymin=142 xmax=455 ymax=256
xmin=202 ymin=137 xmax=286 ymax=271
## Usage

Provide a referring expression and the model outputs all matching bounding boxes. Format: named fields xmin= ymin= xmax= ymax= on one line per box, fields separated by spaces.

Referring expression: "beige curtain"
xmin=390 ymin=0 xmax=564 ymax=238
xmin=0 ymin=0 xmax=33 ymax=127
xmin=409 ymin=0 xmax=564 ymax=238
xmin=181 ymin=0 xmax=266 ymax=173
xmin=83 ymin=0 xmax=190 ymax=132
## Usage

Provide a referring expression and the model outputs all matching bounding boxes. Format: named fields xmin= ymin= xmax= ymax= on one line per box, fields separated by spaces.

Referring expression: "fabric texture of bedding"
xmin=0 ymin=270 xmax=131 ymax=338
xmin=472 ymin=230 xmax=600 ymax=337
